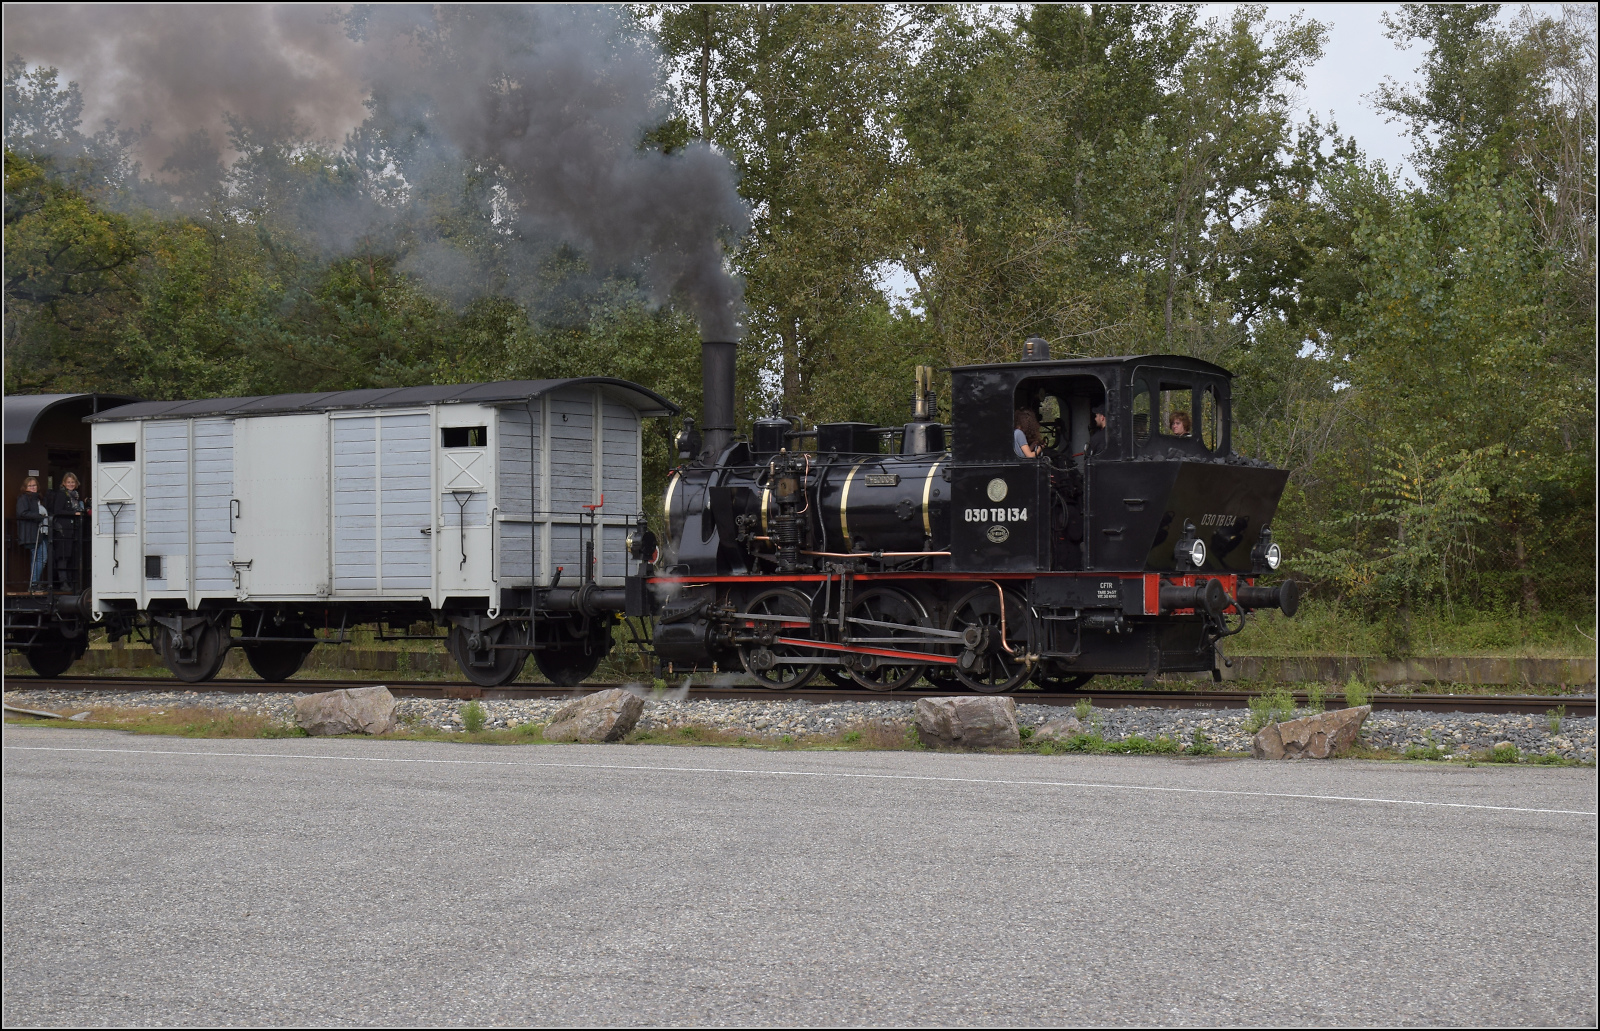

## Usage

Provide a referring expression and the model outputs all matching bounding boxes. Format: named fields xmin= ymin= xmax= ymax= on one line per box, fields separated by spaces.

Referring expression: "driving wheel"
xmin=948 ymin=586 xmax=1034 ymax=693
xmin=845 ymin=587 xmax=930 ymax=692
xmin=738 ymin=588 xmax=820 ymax=690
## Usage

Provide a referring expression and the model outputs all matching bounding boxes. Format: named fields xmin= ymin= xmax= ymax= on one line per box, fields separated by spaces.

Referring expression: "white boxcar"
xmin=87 ymin=379 xmax=676 ymax=685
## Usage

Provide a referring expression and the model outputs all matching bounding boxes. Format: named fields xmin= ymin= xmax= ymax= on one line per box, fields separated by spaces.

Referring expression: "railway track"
xmin=5 ymin=675 xmax=1593 ymax=716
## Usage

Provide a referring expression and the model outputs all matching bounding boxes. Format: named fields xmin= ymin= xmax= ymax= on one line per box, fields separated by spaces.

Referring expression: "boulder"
xmin=544 ymin=688 xmax=644 ymax=743
xmin=293 ymin=686 xmax=397 ymax=736
xmin=914 ymin=696 xmax=1021 ymax=750
xmin=1252 ymin=705 xmax=1371 ymax=759
xmin=1032 ymin=715 xmax=1086 ymax=743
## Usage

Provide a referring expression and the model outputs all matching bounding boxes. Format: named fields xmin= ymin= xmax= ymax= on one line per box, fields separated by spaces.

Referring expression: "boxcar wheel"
xmin=449 ymin=624 xmax=528 ymax=688
xmin=155 ymin=622 xmax=228 ymax=684
xmin=534 ymin=641 xmax=605 ymax=686
xmin=244 ymin=624 xmax=314 ymax=682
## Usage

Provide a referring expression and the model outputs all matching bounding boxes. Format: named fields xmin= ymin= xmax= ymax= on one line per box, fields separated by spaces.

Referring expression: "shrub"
xmin=1187 ymin=728 xmax=1217 ymax=755
xmin=461 ymin=701 xmax=487 ymax=734
xmin=1245 ymin=688 xmax=1296 ymax=733
xmin=1344 ymin=674 xmax=1372 ymax=708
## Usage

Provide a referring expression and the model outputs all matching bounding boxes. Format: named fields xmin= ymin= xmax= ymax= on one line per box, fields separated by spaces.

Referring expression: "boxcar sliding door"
xmin=232 ymin=415 xmax=330 ymax=599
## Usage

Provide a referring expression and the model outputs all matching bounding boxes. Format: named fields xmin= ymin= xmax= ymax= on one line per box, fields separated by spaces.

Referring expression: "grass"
xmin=1229 ymin=602 xmax=1593 ymax=658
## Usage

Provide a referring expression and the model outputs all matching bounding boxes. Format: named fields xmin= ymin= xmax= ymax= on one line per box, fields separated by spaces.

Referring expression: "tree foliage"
xmin=4 ymin=3 xmax=1594 ymax=627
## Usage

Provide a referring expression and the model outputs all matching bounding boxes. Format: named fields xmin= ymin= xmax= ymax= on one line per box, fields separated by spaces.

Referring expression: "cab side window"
xmin=1200 ymin=385 xmax=1219 ymax=451
xmin=1132 ymin=382 xmax=1153 ymax=445
xmin=1158 ymin=382 xmax=1194 ymax=438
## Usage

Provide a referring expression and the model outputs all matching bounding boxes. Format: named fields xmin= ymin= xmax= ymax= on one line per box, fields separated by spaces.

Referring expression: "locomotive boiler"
xmin=640 ymin=338 xmax=1299 ymax=692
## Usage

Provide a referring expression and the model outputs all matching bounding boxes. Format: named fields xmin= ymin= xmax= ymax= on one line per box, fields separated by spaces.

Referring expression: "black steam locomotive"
xmin=636 ymin=338 xmax=1297 ymax=692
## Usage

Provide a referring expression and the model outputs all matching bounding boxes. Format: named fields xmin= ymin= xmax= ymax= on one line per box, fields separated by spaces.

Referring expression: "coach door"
xmin=232 ymin=415 xmax=330 ymax=599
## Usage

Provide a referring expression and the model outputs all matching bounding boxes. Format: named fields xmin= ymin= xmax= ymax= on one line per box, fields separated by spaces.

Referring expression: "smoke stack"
xmin=700 ymin=339 xmax=737 ymax=459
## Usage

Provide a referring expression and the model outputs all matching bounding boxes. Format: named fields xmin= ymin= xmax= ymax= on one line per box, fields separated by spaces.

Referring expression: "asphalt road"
xmin=3 ymin=726 xmax=1595 ymax=1027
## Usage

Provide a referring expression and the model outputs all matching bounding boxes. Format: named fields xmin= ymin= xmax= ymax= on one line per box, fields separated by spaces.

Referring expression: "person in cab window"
xmin=15 ymin=475 xmax=49 ymax=591
xmin=1086 ymin=405 xmax=1108 ymax=454
xmin=49 ymin=471 xmax=89 ymax=590
xmin=1168 ymin=411 xmax=1192 ymax=437
xmin=1014 ymin=409 xmax=1043 ymax=458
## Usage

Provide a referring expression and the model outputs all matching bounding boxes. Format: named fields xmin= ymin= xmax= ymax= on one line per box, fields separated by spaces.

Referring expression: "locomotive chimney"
xmin=699 ymin=338 xmax=738 ymax=459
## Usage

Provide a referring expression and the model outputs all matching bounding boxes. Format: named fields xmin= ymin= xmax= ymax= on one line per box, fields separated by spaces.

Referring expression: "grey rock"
xmin=544 ymin=688 xmax=644 ymax=743
xmin=1252 ymin=705 xmax=1371 ymax=759
xmin=1033 ymin=715 xmax=1086 ymax=742
xmin=914 ymin=696 xmax=1020 ymax=750
xmin=292 ymin=686 xmax=397 ymax=736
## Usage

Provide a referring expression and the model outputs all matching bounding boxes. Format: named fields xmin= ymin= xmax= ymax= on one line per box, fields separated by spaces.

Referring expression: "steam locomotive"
xmin=638 ymin=337 xmax=1298 ymax=692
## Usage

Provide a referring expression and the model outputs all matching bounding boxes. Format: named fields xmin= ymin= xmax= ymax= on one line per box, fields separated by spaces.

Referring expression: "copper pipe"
xmin=801 ymin=551 xmax=951 ymax=558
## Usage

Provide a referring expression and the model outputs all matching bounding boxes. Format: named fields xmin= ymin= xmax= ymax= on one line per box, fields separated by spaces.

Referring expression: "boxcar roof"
xmin=4 ymin=393 xmax=141 ymax=444
xmin=84 ymin=378 xmax=679 ymax=423
xmin=950 ymin=353 xmax=1233 ymax=378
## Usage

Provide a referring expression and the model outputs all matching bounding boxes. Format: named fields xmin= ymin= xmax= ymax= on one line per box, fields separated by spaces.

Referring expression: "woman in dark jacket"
xmin=48 ymin=471 xmax=89 ymax=590
xmin=16 ymin=475 xmax=50 ymax=590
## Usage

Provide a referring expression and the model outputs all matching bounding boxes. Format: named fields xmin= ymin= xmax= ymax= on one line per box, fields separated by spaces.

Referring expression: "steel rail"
xmin=4 ymin=675 xmax=1593 ymax=716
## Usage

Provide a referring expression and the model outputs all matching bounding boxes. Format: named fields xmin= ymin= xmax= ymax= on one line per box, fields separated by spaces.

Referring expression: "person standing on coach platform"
xmin=48 ymin=471 xmax=88 ymax=590
xmin=15 ymin=475 xmax=49 ymax=591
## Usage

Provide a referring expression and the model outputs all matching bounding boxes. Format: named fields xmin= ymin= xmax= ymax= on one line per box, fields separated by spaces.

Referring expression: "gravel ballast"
xmin=4 ymin=687 xmax=1594 ymax=762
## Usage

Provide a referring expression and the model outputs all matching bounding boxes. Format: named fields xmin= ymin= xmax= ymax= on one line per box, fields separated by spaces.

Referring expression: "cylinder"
xmin=701 ymin=340 xmax=737 ymax=458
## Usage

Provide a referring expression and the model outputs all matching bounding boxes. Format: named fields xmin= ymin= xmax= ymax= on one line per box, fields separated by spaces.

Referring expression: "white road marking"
xmin=5 ymin=742 xmax=1596 ymax=816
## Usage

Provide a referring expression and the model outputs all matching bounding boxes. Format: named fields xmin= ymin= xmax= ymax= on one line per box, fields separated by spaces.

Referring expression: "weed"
xmin=1343 ymin=674 xmax=1372 ymax=708
xmin=1548 ymin=705 xmax=1566 ymax=734
xmin=1074 ymin=698 xmax=1092 ymax=720
xmin=1244 ymin=687 xmax=1296 ymax=733
xmin=1483 ymin=741 xmax=1521 ymax=763
xmin=261 ymin=723 xmax=309 ymax=739
xmin=1187 ymin=729 xmax=1217 ymax=756
xmin=842 ymin=729 xmax=862 ymax=744
xmin=1404 ymin=742 xmax=1447 ymax=761
xmin=461 ymin=701 xmax=487 ymax=734
xmin=1032 ymin=732 xmax=1181 ymax=756
xmin=1018 ymin=725 xmax=1035 ymax=741
xmin=1305 ymin=682 xmax=1326 ymax=714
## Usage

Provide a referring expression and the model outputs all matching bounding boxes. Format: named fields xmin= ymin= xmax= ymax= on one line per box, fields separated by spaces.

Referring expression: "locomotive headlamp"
xmin=1251 ymin=526 xmax=1282 ymax=572
xmin=1185 ymin=537 xmax=1207 ymax=568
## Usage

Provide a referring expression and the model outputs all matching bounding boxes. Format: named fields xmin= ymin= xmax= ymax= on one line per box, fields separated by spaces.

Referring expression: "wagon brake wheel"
xmin=845 ymin=587 xmax=930 ymax=692
xmin=738 ymin=588 xmax=820 ymax=691
xmin=947 ymin=586 xmax=1034 ymax=694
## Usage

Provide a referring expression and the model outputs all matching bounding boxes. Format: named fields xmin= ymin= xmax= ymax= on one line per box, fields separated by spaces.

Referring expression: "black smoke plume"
xmin=4 ymin=4 xmax=749 ymax=339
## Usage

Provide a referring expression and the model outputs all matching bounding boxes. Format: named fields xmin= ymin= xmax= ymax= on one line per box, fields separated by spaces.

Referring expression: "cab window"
xmin=1200 ymin=385 xmax=1219 ymax=451
xmin=1157 ymin=382 xmax=1194 ymax=439
xmin=1132 ymin=383 xmax=1153 ymax=445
